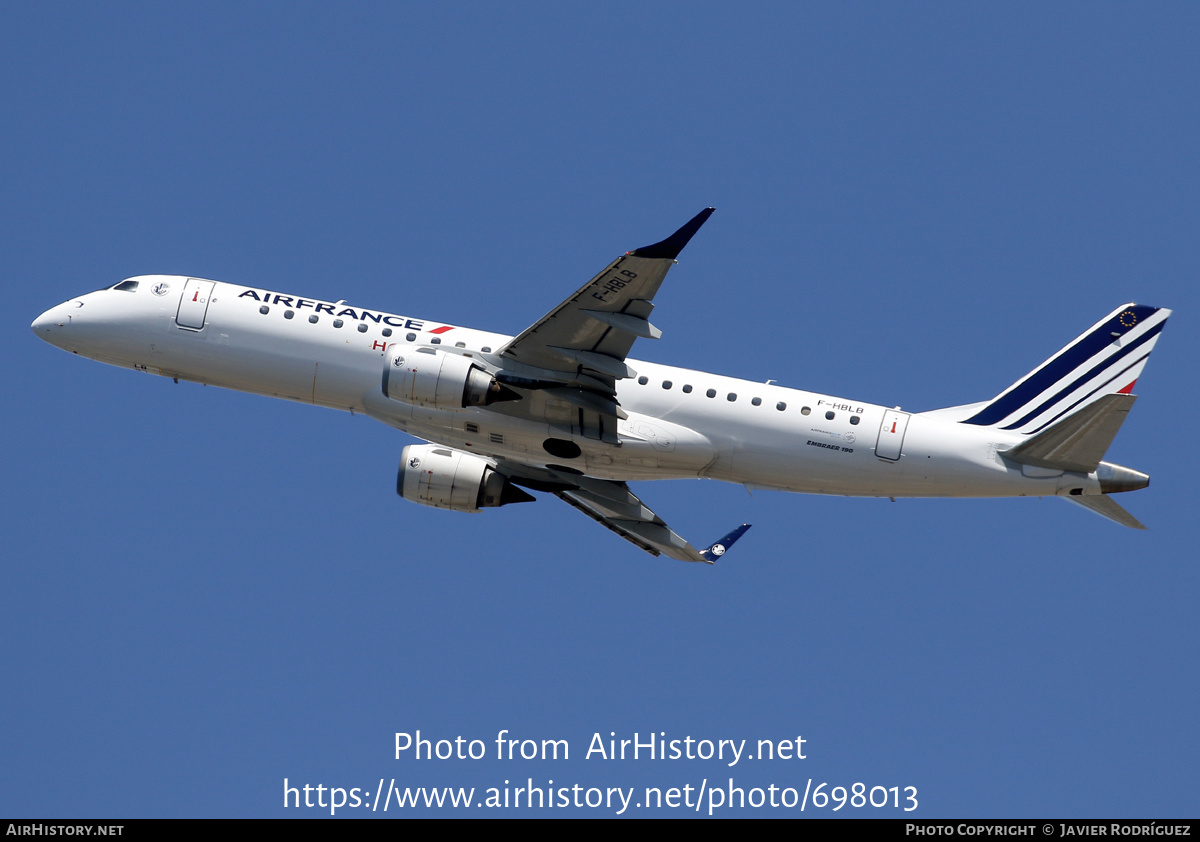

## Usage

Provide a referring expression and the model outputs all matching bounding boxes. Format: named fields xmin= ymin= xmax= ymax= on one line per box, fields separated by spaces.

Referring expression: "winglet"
xmin=630 ymin=207 xmax=715 ymax=260
xmin=698 ymin=523 xmax=751 ymax=563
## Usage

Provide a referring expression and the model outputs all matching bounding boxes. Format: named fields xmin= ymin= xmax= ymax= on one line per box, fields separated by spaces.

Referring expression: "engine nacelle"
xmin=397 ymin=444 xmax=534 ymax=512
xmin=383 ymin=346 xmax=502 ymax=410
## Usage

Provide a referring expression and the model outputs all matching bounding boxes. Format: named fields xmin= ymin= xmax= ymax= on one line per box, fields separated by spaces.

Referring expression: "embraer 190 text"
xmin=32 ymin=209 xmax=1170 ymax=561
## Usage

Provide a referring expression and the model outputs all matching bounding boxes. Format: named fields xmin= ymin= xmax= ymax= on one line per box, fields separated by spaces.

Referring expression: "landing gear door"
xmin=875 ymin=410 xmax=910 ymax=461
xmin=176 ymin=279 xmax=215 ymax=330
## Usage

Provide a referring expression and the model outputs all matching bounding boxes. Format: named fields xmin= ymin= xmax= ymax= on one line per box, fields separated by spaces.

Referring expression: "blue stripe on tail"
xmin=963 ymin=304 xmax=1161 ymax=427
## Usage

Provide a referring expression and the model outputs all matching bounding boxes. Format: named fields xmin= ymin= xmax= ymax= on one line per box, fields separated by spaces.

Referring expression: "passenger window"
xmin=682 ymin=385 xmax=693 ymax=393
xmin=455 ymin=341 xmax=466 ymax=348
xmin=308 ymin=315 xmax=319 ymax=324
xmin=259 ymin=305 xmax=269 ymax=315
xmin=431 ymin=337 xmax=441 ymax=344
xmin=406 ymin=332 xmax=416 ymax=341
xmin=706 ymin=389 xmax=716 ymax=398
xmin=284 ymin=310 xmax=295 ymax=319
xmin=662 ymin=381 xmax=672 ymax=390
xmin=482 ymin=346 xmax=492 ymax=353
xmin=382 ymin=328 xmax=393 ymax=337
xmin=333 ymin=319 xmax=343 ymax=328
xmin=776 ymin=402 xmax=787 ymax=411
xmin=825 ymin=411 xmax=835 ymax=420
xmin=357 ymin=323 xmax=368 ymax=333
xmin=850 ymin=416 xmax=860 ymax=426
xmin=801 ymin=406 xmax=811 ymax=415
xmin=727 ymin=393 xmax=737 ymax=402
xmin=638 ymin=376 xmax=649 ymax=385
xmin=751 ymin=397 xmax=762 ymax=406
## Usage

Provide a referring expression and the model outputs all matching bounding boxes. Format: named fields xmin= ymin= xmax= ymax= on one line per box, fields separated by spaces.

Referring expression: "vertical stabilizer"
xmin=961 ymin=303 xmax=1170 ymax=434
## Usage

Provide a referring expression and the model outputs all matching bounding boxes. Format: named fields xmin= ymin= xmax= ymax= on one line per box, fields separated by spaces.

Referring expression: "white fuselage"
xmin=32 ymin=275 xmax=1102 ymax=501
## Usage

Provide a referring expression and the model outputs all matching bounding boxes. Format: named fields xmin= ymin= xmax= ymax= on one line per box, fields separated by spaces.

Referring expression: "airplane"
xmin=31 ymin=208 xmax=1170 ymax=562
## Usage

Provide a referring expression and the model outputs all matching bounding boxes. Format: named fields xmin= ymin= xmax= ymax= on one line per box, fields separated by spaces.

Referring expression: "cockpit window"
xmin=112 ymin=281 xmax=139 ymax=292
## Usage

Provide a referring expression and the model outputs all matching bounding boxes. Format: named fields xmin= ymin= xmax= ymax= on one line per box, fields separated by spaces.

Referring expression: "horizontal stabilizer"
xmin=1005 ymin=394 xmax=1136 ymax=473
xmin=1064 ymin=494 xmax=1146 ymax=530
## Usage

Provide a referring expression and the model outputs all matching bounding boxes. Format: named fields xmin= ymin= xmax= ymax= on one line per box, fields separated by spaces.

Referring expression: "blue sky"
xmin=3 ymin=2 xmax=1198 ymax=818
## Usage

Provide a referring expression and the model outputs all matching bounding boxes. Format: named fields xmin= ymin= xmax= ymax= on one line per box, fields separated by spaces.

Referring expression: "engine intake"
xmin=397 ymin=444 xmax=534 ymax=512
xmin=383 ymin=347 xmax=516 ymax=410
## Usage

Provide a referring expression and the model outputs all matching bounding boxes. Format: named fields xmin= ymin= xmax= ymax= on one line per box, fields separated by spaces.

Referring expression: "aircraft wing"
xmin=503 ymin=463 xmax=748 ymax=563
xmin=554 ymin=479 xmax=709 ymax=562
xmin=492 ymin=209 xmax=714 ymax=442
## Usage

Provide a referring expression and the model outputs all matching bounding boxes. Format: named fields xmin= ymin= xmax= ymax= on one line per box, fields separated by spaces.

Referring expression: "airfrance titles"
xmin=237 ymin=289 xmax=426 ymax=331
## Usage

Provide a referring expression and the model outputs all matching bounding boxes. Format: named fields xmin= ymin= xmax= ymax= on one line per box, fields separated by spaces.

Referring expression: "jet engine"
xmin=382 ymin=346 xmax=516 ymax=410
xmin=397 ymin=444 xmax=534 ymax=512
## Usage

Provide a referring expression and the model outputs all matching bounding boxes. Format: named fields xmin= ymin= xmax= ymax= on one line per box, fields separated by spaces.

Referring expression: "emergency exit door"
xmin=875 ymin=410 xmax=911 ymax=461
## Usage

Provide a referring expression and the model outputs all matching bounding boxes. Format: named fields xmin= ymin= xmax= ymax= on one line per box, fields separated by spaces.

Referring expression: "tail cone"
xmin=1096 ymin=462 xmax=1149 ymax=494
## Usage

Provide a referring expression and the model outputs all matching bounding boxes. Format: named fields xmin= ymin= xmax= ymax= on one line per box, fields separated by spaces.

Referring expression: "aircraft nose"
xmin=31 ymin=302 xmax=76 ymax=346
xmin=31 ymin=308 xmax=57 ymax=335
